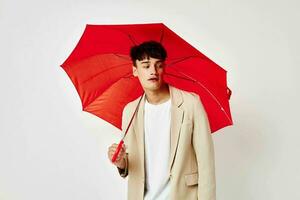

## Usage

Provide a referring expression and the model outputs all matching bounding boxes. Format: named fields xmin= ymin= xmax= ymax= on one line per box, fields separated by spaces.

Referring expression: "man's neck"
xmin=144 ymin=84 xmax=170 ymax=105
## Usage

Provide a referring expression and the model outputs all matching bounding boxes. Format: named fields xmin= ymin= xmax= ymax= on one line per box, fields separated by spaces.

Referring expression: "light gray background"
xmin=0 ymin=0 xmax=299 ymax=199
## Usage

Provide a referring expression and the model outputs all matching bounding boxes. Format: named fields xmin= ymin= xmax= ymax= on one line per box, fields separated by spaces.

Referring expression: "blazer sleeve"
xmin=117 ymin=154 xmax=128 ymax=178
xmin=192 ymin=95 xmax=216 ymax=200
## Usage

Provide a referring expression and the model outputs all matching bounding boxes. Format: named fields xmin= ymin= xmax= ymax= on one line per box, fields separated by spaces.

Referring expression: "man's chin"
xmin=143 ymin=85 xmax=162 ymax=92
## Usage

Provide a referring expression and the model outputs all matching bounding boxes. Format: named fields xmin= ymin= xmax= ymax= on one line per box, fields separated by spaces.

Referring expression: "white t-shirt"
xmin=144 ymin=97 xmax=172 ymax=200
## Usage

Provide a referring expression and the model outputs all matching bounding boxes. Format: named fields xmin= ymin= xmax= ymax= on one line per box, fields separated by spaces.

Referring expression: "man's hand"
xmin=108 ymin=143 xmax=127 ymax=169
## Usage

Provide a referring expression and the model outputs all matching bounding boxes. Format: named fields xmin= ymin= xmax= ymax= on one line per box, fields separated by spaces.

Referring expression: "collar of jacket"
xmin=132 ymin=85 xmax=184 ymax=173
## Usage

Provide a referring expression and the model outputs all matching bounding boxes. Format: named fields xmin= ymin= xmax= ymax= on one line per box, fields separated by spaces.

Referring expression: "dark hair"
xmin=130 ymin=40 xmax=167 ymax=66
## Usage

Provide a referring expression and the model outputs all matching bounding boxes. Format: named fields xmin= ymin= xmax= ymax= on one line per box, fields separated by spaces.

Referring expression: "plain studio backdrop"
xmin=0 ymin=0 xmax=299 ymax=199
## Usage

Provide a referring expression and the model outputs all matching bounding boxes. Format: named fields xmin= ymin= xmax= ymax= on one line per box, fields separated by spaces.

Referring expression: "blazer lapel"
xmin=168 ymin=86 xmax=184 ymax=172
xmin=132 ymin=86 xmax=184 ymax=174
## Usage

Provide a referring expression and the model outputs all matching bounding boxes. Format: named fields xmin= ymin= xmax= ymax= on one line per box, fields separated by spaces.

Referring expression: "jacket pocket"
xmin=184 ymin=172 xmax=198 ymax=186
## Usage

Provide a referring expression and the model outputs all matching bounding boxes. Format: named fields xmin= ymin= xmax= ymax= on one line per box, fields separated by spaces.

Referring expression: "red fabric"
xmin=61 ymin=23 xmax=232 ymax=133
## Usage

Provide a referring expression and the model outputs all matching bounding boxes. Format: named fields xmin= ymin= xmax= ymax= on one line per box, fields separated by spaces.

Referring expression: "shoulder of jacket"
xmin=123 ymin=96 xmax=142 ymax=113
xmin=179 ymin=89 xmax=200 ymax=104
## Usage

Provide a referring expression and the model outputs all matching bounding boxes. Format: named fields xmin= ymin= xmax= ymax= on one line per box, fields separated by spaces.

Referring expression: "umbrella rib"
xmin=97 ymin=53 xmax=131 ymax=62
xmin=83 ymin=71 xmax=133 ymax=109
xmin=164 ymin=71 xmax=232 ymax=124
xmin=82 ymin=62 xmax=132 ymax=85
xmin=166 ymin=55 xmax=202 ymax=66
xmin=113 ymin=24 xmax=166 ymax=46
xmin=121 ymin=72 xmax=134 ymax=79
xmin=107 ymin=26 xmax=137 ymax=46
xmin=127 ymin=34 xmax=138 ymax=45
xmin=160 ymin=27 xmax=165 ymax=43
xmin=113 ymin=53 xmax=132 ymax=61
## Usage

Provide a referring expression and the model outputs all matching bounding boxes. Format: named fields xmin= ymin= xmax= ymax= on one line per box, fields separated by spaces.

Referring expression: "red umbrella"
xmin=60 ymin=23 xmax=233 ymax=161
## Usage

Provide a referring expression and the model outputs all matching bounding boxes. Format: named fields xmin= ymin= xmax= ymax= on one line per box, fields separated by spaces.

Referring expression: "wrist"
xmin=117 ymin=156 xmax=127 ymax=169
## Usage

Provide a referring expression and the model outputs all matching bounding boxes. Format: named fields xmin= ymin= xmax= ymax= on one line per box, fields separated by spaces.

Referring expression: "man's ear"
xmin=132 ymin=65 xmax=138 ymax=77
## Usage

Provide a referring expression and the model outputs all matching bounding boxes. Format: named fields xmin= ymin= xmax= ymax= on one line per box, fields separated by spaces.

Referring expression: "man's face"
xmin=133 ymin=56 xmax=166 ymax=92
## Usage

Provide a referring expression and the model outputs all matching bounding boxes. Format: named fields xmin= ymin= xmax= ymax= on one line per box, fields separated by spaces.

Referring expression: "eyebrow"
xmin=140 ymin=60 xmax=163 ymax=64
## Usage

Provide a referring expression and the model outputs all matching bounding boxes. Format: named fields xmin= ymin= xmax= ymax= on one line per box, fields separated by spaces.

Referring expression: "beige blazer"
xmin=118 ymin=85 xmax=216 ymax=200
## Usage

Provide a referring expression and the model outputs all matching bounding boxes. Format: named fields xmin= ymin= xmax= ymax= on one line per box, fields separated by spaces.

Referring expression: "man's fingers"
xmin=108 ymin=151 xmax=123 ymax=160
xmin=108 ymin=144 xmax=125 ymax=151
xmin=107 ymin=143 xmax=126 ymax=164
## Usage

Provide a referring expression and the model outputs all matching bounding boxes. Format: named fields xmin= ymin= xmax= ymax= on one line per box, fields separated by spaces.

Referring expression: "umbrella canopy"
xmin=61 ymin=23 xmax=232 ymax=133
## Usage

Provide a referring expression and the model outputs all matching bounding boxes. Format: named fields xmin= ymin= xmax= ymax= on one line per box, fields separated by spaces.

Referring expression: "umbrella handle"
xmin=112 ymin=140 xmax=124 ymax=163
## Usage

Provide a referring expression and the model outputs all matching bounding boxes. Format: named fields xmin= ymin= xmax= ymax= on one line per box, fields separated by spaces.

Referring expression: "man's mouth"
xmin=148 ymin=77 xmax=158 ymax=81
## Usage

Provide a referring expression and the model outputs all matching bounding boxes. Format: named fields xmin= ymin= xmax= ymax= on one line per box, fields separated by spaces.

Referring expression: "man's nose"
xmin=150 ymin=65 xmax=158 ymax=75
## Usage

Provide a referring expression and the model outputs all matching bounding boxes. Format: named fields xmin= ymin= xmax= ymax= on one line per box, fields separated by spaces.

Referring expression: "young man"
xmin=108 ymin=41 xmax=216 ymax=200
